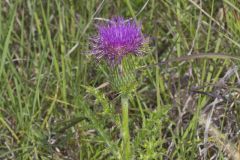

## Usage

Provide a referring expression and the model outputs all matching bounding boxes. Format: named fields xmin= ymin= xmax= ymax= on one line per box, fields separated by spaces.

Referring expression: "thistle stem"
xmin=121 ymin=94 xmax=131 ymax=159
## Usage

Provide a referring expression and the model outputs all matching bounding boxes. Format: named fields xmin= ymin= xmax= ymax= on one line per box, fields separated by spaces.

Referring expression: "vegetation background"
xmin=0 ymin=0 xmax=240 ymax=159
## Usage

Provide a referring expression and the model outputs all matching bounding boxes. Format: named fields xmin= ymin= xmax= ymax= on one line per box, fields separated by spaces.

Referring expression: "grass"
xmin=0 ymin=0 xmax=240 ymax=159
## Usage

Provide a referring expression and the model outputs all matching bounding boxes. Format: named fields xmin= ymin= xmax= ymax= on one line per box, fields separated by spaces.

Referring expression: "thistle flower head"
xmin=91 ymin=17 xmax=146 ymax=65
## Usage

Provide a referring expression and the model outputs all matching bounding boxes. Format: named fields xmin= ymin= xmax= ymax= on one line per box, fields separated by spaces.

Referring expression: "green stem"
xmin=121 ymin=94 xmax=131 ymax=159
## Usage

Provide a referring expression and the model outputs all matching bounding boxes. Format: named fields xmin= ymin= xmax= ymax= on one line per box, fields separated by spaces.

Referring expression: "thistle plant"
xmin=91 ymin=17 xmax=148 ymax=159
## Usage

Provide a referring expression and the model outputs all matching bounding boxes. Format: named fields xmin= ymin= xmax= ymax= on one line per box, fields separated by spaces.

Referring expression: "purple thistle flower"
xmin=91 ymin=17 xmax=146 ymax=65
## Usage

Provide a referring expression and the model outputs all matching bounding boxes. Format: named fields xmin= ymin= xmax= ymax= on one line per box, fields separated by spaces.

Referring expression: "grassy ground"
xmin=1 ymin=0 xmax=240 ymax=159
